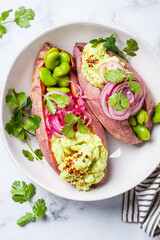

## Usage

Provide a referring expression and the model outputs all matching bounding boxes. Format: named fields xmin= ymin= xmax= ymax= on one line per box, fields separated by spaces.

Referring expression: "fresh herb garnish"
xmin=0 ymin=6 xmax=35 ymax=38
xmin=104 ymin=68 xmax=127 ymax=83
xmin=108 ymin=92 xmax=130 ymax=111
xmin=89 ymin=33 xmax=139 ymax=61
xmin=43 ymin=93 xmax=70 ymax=115
xmin=123 ymin=39 xmax=139 ymax=57
xmin=128 ymin=74 xmax=142 ymax=94
xmin=89 ymin=37 xmax=106 ymax=47
xmin=62 ymin=113 xmax=88 ymax=138
xmin=5 ymin=89 xmax=43 ymax=162
xmin=107 ymin=72 xmax=142 ymax=111
xmin=11 ymin=181 xmax=47 ymax=226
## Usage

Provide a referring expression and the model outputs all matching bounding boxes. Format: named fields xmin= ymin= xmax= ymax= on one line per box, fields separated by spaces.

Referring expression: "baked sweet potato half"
xmin=30 ymin=43 xmax=108 ymax=190
xmin=73 ymin=42 xmax=155 ymax=144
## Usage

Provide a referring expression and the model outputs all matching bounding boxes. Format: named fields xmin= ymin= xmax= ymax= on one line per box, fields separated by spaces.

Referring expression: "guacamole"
xmin=81 ymin=43 xmax=124 ymax=88
xmin=50 ymin=131 xmax=108 ymax=191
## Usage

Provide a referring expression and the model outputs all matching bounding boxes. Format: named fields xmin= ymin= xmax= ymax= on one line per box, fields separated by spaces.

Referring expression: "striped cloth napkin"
xmin=122 ymin=165 xmax=160 ymax=238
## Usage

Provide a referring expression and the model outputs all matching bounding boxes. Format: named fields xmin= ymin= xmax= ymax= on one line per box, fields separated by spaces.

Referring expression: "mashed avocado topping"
xmin=50 ymin=131 xmax=107 ymax=191
xmin=81 ymin=43 xmax=125 ymax=88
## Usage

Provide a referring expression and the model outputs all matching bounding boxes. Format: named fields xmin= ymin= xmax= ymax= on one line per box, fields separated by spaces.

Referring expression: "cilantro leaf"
xmin=62 ymin=124 xmax=75 ymax=138
xmin=6 ymin=89 xmax=27 ymax=107
xmin=44 ymin=96 xmax=56 ymax=115
xmin=89 ymin=34 xmax=139 ymax=61
xmin=5 ymin=89 xmax=43 ymax=162
xmin=62 ymin=113 xmax=80 ymax=138
xmin=103 ymin=34 xmax=117 ymax=52
xmin=62 ymin=113 xmax=88 ymax=137
xmin=128 ymin=74 xmax=142 ymax=94
xmin=108 ymin=92 xmax=130 ymax=111
xmin=64 ymin=112 xmax=79 ymax=124
xmin=12 ymin=194 xmax=28 ymax=204
xmin=22 ymin=150 xmax=34 ymax=161
xmin=0 ymin=7 xmax=35 ymax=38
xmin=120 ymin=93 xmax=130 ymax=109
xmin=77 ymin=119 xmax=88 ymax=134
xmin=44 ymin=94 xmax=70 ymax=115
xmin=23 ymin=115 xmax=41 ymax=132
xmin=23 ymin=147 xmax=43 ymax=163
xmin=17 ymin=92 xmax=27 ymax=106
xmin=17 ymin=212 xmax=36 ymax=226
xmin=11 ymin=181 xmax=36 ymax=203
xmin=23 ymin=97 xmax=32 ymax=109
xmin=26 ymin=183 xmax=36 ymax=199
xmin=0 ymin=9 xmax=13 ymax=22
xmin=6 ymin=94 xmax=19 ymax=106
xmin=0 ymin=24 xmax=6 ymax=38
xmin=48 ymin=93 xmax=70 ymax=108
xmin=89 ymin=37 xmax=105 ymax=47
xmin=11 ymin=181 xmax=28 ymax=203
xmin=123 ymin=39 xmax=139 ymax=57
xmin=11 ymin=181 xmax=47 ymax=227
xmin=32 ymin=199 xmax=47 ymax=218
xmin=34 ymin=149 xmax=43 ymax=160
xmin=14 ymin=7 xmax=35 ymax=28
xmin=104 ymin=68 xmax=127 ymax=83
xmin=18 ymin=129 xmax=26 ymax=141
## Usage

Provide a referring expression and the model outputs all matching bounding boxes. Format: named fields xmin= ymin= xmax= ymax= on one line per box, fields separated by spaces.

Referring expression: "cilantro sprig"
xmin=11 ymin=181 xmax=47 ymax=226
xmin=106 ymin=71 xmax=142 ymax=111
xmin=89 ymin=33 xmax=139 ymax=61
xmin=42 ymin=93 xmax=70 ymax=115
xmin=0 ymin=6 xmax=35 ymax=38
xmin=62 ymin=113 xmax=88 ymax=138
xmin=5 ymin=89 xmax=43 ymax=162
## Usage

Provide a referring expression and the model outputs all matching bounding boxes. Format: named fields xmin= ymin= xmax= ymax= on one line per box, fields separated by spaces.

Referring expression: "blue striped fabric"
xmin=122 ymin=165 xmax=160 ymax=237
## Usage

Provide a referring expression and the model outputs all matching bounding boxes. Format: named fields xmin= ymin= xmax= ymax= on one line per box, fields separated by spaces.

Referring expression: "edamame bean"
xmin=132 ymin=124 xmax=150 ymax=141
xmin=152 ymin=102 xmax=160 ymax=123
xmin=47 ymin=87 xmax=70 ymax=94
xmin=45 ymin=51 xmax=60 ymax=71
xmin=54 ymin=75 xmax=70 ymax=87
xmin=39 ymin=67 xmax=57 ymax=87
xmin=54 ymin=62 xmax=70 ymax=77
xmin=59 ymin=51 xmax=71 ymax=64
xmin=129 ymin=116 xmax=137 ymax=126
xmin=44 ymin=48 xmax=59 ymax=63
xmin=136 ymin=109 xmax=148 ymax=125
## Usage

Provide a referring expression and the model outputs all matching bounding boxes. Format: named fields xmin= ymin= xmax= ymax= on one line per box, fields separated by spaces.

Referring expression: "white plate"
xmin=0 ymin=20 xmax=160 ymax=201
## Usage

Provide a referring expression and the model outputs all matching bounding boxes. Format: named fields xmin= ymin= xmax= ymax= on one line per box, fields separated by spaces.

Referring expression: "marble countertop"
xmin=0 ymin=0 xmax=160 ymax=239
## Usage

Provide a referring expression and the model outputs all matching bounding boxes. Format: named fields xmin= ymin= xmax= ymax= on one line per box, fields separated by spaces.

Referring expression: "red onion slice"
xmin=68 ymin=80 xmax=83 ymax=97
xmin=99 ymin=72 xmax=145 ymax=121
xmin=45 ymin=90 xmax=67 ymax=96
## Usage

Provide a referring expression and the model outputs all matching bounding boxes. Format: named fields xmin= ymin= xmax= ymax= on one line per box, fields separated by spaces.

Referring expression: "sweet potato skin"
xmin=30 ymin=43 xmax=108 ymax=186
xmin=73 ymin=42 xmax=155 ymax=144
xmin=30 ymin=42 xmax=60 ymax=174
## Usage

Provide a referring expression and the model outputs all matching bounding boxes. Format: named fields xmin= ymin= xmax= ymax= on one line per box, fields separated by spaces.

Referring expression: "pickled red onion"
xmin=45 ymin=91 xmax=92 ymax=138
xmin=99 ymin=73 xmax=145 ymax=121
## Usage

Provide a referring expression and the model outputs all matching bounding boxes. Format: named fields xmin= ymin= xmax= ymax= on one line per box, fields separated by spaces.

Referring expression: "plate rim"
xmin=0 ymin=19 xmax=160 ymax=201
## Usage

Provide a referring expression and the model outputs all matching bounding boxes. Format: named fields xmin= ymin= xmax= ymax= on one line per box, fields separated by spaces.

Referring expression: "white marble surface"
xmin=0 ymin=0 xmax=160 ymax=239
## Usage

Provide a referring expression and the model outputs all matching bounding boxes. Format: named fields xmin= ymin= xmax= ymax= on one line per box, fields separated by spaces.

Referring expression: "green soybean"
xmin=54 ymin=75 xmax=70 ymax=87
xmin=44 ymin=48 xmax=59 ymax=63
xmin=132 ymin=124 xmax=150 ymax=141
xmin=129 ymin=116 xmax=137 ymax=126
xmin=152 ymin=102 xmax=160 ymax=123
xmin=45 ymin=51 xmax=60 ymax=71
xmin=136 ymin=109 xmax=148 ymax=125
xmin=59 ymin=51 xmax=71 ymax=64
xmin=39 ymin=67 xmax=57 ymax=87
xmin=54 ymin=62 xmax=70 ymax=77
xmin=47 ymin=87 xmax=70 ymax=94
